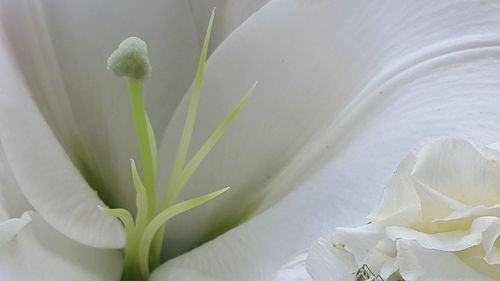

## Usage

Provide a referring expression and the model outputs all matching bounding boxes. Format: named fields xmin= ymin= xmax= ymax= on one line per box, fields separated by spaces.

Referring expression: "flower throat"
xmin=101 ymin=10 xmax=257 ymax=281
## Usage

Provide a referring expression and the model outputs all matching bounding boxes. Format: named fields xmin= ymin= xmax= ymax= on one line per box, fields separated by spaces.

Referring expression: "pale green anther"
xmin=107 ymin=37 xmax=152 ymax=81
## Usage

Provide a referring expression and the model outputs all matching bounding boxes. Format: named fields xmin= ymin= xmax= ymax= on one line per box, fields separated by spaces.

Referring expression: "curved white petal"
xmin=397 ymin=240 xmax=490 ymax=281
xmin=0 ymin=214 xmax=31 ymax=246
xmin=386 ymin=223 xmax=484 ymax=252
xmin=412 ymin=138 xmax=500 ymax=206
xmin=0 ymin=0 xmax=200 ymax=210
xmin=0 ymin=27 xmax=125 ymax=248
xmin=275 ymin=250 xmax=311 ymax=281
xmin=304 ymin=239 xmax=356 ymax=281
xmin=0 ymin=211 xmax=122 ymax=281
xmin=0 ymin=142 xmax=32 ymax=220
xmin=331 ymin=224 xmax=385 ymax=265
xmin=460 ymin=246 xmax=500 ymax=280
xmin=475 ymin=217 xmax=500 ymax=265
xmin=152 ymin=0 xmax=500 ymax=279
xmin=188 ymin=0 xmax=270 ymax=51
xmin=156 ymin=0 xmax=500 ymax=262
xmin=368 ymin=151 xmax=420 ymax=225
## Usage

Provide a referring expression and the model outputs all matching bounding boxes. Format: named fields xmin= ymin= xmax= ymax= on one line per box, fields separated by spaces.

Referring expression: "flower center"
xmin=100 ymin=10 xmax=257 ymax=281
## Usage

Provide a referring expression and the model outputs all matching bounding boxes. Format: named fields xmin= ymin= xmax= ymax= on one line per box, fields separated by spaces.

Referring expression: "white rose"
xmin=307 ymin=138 xmax=500 ymax=281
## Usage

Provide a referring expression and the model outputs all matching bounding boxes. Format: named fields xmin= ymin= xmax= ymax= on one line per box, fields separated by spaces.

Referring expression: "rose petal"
xmin=305 ymin=239 xmax=357 ymax=281
xmin=368 ymin=151 xmax=420 ymax=225
xmin=397 ymin=239 xmax=491 ymax=281
xmin=412 ymin=138 xmax=500 ymax=207
xmin=475 ymin=217 xmax=500 ymax=265
xmin=275 ymin=250 xmax=312 ymax=281
xmin=386 ymin=218 xmax=492 ymax=252
xmin=332 ymin=224 xmax=385 ymax=265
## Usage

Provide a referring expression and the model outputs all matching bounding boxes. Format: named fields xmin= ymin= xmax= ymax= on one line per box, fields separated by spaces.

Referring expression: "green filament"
xmin=137 ymin=187 xmax=230 ymax=278
xmin=161 ymin=9 xmax=216 ymax=208
xmin=149 ymin=10 xmax=215 ymax=266
xmin=130 ymin=159 xmax=148 ymax=233
xmin=98 ymin=206 xmax=140 ymax=280
xmin=128 ymin=79 xmax=156 ymax=220
xmin=167 ymin=82 xmax=257 ymax=206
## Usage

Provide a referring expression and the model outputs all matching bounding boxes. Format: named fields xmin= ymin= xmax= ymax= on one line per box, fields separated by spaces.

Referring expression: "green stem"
xmin=128 ymin=79 xmax=156 ymax=220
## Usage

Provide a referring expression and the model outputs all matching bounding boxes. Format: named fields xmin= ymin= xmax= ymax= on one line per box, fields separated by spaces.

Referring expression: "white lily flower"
xmin=2 ymin=0 xmax=500 ymax=281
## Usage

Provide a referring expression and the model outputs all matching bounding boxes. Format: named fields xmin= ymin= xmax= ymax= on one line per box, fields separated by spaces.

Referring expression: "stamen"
xmin=137 ymin=187 xmax=230 ymax=277
xmin=102 ymin=8 xmax=255 ymax=281
xmin=107 ymin=37 xmax=152 ymax=81
xmin=332 ymin=240 xmax=346 ymax=249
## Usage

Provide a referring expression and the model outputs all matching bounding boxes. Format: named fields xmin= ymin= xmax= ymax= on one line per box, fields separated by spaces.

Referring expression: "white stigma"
xmin=107 ymin=37 xmax=152 ymax=81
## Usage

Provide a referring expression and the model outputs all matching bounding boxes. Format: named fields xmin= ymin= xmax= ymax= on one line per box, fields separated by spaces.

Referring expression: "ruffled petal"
xmin=412 ymin=138 xmax=500 ymax=207
xmin=475 ymin=217 xmax=500 ymax=264
xmin=397 ymin=239 xmax=491 ymax=281
xmin=387 ymin=225 xmax=482 ymax=252
xmin=368 ymin=152 xmax=420 ymax=225
xmin=331 ymin=224 xmax=385 ymax=266
xmin=274 ymin=250 xmax=312 ymax=281
xmin=305 ymin=239 xmax=357 ymax=281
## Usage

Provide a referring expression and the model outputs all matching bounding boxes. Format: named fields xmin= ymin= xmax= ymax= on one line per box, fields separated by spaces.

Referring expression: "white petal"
xmin=359 ymin=238 xmax=398 ymax=279
xmin=0 ymin=211 xmax=122 ymax=281
xmin=488 ymin=141 xmax=500 ymax=151
xmin=0 ymin=213 xmax=30 ymax=246
xmin=368 ymin=151 xmax=421 ymax=225
xmin=157 ymin=0 xmax=500 ymax=263
xmin=414 ymin=174 xmax=466 ymax=220
xmin=331 ymin=224 xmax=385 ymax=265
xmin=188 ymin=0 xmax=271 ymax=51
xmin=274 ymin=250 xmax=312 ymax=281
xmin=436 ymin=203 xmax=500 ymax=223
xmin=387 ymin=216 xmax=500 ymax=252
xmin=412 ymin=138 xmax=500 ymax=207
xmin=150 ymin=268 xmax=218 ymax=281
xmin=0 ymin=0 xmax=200 ymax=210
xmin=475 ymin=217 xmax=500 ymax=264
xmin=0 ymin=141 xmax=31 ymax=220
xmin=386 ymin=225 xmax=482 ymax=252
xmin=0 ymin=26 xmax=125 ymax=248
xmin=305 ymin=239 xmax=357 ymax=281
xmin=459 ymin=246 xmax=500 ymax=280
xmin=397 ymin=239 xmax=491 ymax=281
